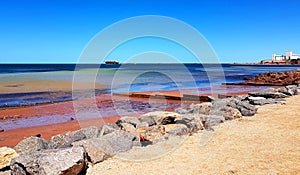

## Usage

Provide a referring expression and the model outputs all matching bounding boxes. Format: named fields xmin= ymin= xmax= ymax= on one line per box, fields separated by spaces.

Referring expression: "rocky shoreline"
xmin=245 ymin=68 xmax=300 ymax=85
xmin=0 ymin=83 xmax=299 ymax=174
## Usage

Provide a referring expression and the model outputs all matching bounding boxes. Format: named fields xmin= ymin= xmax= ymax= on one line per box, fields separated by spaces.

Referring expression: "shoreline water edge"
xmin=0 ymin=69 xmax=300 ymax=174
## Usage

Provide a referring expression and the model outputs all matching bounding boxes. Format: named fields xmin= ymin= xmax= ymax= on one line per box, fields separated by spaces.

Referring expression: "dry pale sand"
xmin=87 ymin=95 xmax=300 ymax=175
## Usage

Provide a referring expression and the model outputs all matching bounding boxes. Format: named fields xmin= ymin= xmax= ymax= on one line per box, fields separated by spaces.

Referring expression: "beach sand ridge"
xmin=87 ymin=95 xmax=300 ymax=175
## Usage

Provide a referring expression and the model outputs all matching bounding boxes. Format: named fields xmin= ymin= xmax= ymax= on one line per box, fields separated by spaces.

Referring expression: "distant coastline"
xmin=231 ymin=63 xmax=300 ymax=66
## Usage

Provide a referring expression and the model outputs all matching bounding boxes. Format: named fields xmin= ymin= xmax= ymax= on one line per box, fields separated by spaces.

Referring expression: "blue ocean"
xmin=0 ymin=63 xmax=299 ymax=108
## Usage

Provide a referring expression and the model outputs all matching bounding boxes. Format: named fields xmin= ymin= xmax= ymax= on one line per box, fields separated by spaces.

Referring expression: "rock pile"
xmin=245 ymin=69 xmax=300 ymax=85
xmin=1 ymin=84 xmax=299 ymax=175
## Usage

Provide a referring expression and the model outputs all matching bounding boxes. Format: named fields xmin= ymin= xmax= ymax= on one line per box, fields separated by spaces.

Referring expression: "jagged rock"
xmin=249 ymin=88 xmax=288 ymax=98
xmin=140 ymin=111 xmax=180 ymax=125
xmin=224 ymin=107 xmax=242 ymax=119
xmin=174 ymin=107 xmax=189 ymax=114
xmin=246 ymin=96 xmax=277 ymax=105
xmin=213 ymin=106 xmax=242 ymax=120
xmin=116 ymin=116 xmax=141 ymax=128
xmin=136 ymin=122 xmax=149 ymax=128
xmin=137 ymin=125 xmax=166 ymax=143
xmin=0 ymin=147 xmax=18 ymax=169
xmin=138 ymin=115 xmax=156 ymax=126
xmin=10 ymin=147 xmax=85 ymax=175
xmin=212 ymin=99 xmax=228 ymax=110
xmin=79 ymin=126 xmax=99 ymax=139
xmin=175 ymin=114 xmax=203 ymax=132
xmin=98 ymin=123 xmax=120 ymax=136
xmin=14 ymin=136 xmax=49 ymax=155
xmin=72 ymin=139 xmax=108 ymax=164
xmin=213 ymin=97 xmax=256 ymax=117
xmin=278 ymin=87 xmax=290 ymax=96
xmin=80 ymin=131 xmax=136 ymax=157
xmin=235 ymin=100 xmax=257 ymax=116
xmin=49 ymin=132 xmax=75 ymax=149
xmin=188 ymin=102 xmax=212 ymax=115
xmin=164 ymin=124 xmax=189 ymax=136
xmin=286 ymin=85 xmax=298 ymax=95
xmin=200 ymin=115 xmax=225 ymax=130
xmin=119 ymin=123 xmax=140 ymax=140
xmin=75 ymin=129 xmax=140 ymax=160
xmin=227 ymin=98 xmax=257 ymax=116
xmin=49 ymin=126 xmax=99 ymax=149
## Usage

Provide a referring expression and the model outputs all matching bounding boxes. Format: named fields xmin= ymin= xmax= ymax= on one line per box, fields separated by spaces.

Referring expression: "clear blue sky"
xmin=0 ymin=0 xmax=300 ymax=63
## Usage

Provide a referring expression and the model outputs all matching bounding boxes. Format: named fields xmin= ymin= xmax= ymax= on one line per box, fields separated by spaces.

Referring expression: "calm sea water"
xmin=0 ymin=63 xmax=299 ymax=107
xmin=1 ymin=63 xmax=300 ymax=130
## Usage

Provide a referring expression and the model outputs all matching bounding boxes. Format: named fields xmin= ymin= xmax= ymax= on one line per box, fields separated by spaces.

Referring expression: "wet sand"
xmin=0 ymin=92 xmax=183 ymax=147
xmin=0 ymin=79 xmax=106 ymax=94
xmin=87 ymin=95 xmax=300 ymax=175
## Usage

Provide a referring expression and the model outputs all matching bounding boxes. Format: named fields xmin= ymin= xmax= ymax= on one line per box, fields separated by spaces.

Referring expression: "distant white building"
xmin=272 ymin=50 xmax=299 ymax=61
xmin=286 ymin=51 xmax=299 ymax=60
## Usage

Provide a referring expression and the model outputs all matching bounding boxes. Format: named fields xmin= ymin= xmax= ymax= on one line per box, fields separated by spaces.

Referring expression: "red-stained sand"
xmin=0 ymin=92 xmax=182 ymax=147
xmin=0 ymin=87 xmax=263 ymax=147
xmin=0 ymin=116 xmax=120 ymax=147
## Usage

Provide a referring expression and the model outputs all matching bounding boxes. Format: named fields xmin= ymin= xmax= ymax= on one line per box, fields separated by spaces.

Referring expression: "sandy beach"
xmin=87 ymin=95 xmax=300 ymax=175
xmin=1 ymin=66 xmax=300 ymax=174
xmin=2 ymin=1 xmax=300 ymax=174
xmin=0 ymin=79 xmax=106 ymax=94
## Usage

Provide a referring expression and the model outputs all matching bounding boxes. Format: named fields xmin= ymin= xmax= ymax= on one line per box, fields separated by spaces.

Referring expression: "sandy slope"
xmin=87 ymin=95 xmax=300 ymax=175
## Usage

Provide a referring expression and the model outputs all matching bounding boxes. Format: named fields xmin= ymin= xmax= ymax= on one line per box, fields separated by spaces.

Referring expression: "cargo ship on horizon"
xmin=105 ymin=60 xmax=120 ymax=64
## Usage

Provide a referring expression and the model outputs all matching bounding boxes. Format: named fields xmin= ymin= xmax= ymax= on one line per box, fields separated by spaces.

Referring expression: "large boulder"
xmin=235 ymin=100 xmax=257 ymax=116
xmin=227 ymin=97 xmax=257 ymax=116
xmin=72 ymin=139 xmax=108 ymax=164
xmin=80 ymin=131 xmax=136 ymax=157
xmin=98 ymin=123 xmax=120 ymax=136
xmin=79 ymin=126 xmax=99 ymax=139
xmin=138 ymin=115 xmax=156 ymax=126
xmin=188 ymin=103 xmax=212 ymax=115
xmin=118 ymin=123 xmax=140 ymax=141
xmin=73 ymin=130 xmax=140 ymax=164
xmin=137 ymin=125 xmax=166 ymax=144
xmin=174 ymin=107 xmax=189 ymax=114
xmin=100 ymin=130 xmax=137 ymax=154
xmin=278 ymin=85 xmax=298 ymax=96
xmin=212 ymin=106 xmax=242 ymax=120
xmin=249 ymin=88 xmax=288 ymax=98
xmin=10 ymin=147 xmax=85 ymax=175
xmin=49 ymin=126 xmax=99 ymax=149
xmin=49 ymin=132 xmax=75 ymax=149
xmin=164 ymin=124 xmax=189 ymax=136
xmin=175 ymin=114 xmax=203 ymax=132
xmin=212 ymin=97 xmax=256 ymax=117
xmin=14 ymin=136 xmax=49 ymax=155
xmin=139 ymin=111 xmax=180 ymax=125
xmin=212 ymin=99 xmax=229 ymax=110
xmin=116 ymin=116 xmax=141 ymax=128
xmin=246 ymin=96 xmax=277 ymax=105
xmin=200 ymin=115 xmax=225 ymax=130
xmin=0 ymin=147 xmax=18 ymax=169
